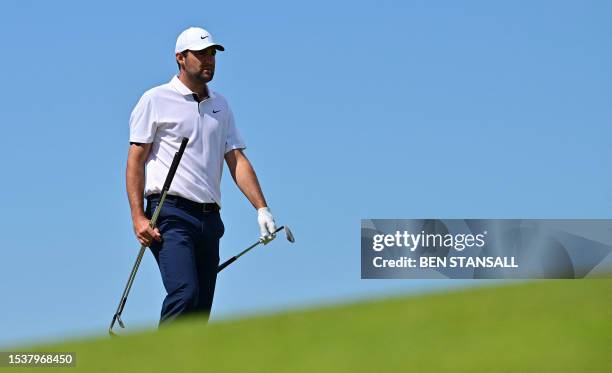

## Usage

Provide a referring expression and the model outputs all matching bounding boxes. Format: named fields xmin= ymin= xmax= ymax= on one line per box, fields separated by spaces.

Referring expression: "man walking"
xmin=126 ymin=26 xmax=276 ymax=324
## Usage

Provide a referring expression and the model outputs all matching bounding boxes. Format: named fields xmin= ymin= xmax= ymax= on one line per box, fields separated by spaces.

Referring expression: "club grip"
xmin=217 ymin=257 xmax=237 ymax=273
xmin=162 ymin=137 xmax=189 ymax=192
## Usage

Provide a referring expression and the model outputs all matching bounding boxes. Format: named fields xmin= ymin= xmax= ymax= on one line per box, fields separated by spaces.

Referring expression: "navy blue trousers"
xmin=146 ymin=195 xmax=224 ymax=325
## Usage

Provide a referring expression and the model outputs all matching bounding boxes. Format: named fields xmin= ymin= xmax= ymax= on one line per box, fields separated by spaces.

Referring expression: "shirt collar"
xmin=170 ymin=75 xmax=215 ymax=99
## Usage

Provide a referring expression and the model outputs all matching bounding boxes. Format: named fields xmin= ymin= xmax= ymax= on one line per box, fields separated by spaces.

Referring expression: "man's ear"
xmin=176 ymin=52 xmax=185 ymax=69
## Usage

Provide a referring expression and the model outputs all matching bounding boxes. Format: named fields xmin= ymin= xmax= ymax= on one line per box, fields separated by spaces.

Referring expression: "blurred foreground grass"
xmin=19 ymin=280 xmax=612 ymax=372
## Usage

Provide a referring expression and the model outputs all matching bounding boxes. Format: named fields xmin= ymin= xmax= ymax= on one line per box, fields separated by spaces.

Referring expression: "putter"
xmin=218 ymin=225 xmax=295 ymax=273
xmin=109 ymin=137 xmax=189 ymax=336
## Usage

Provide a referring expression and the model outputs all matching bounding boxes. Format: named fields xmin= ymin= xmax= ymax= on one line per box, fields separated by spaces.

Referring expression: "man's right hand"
xmin=133 ymin=215 xmax=162 ymax=247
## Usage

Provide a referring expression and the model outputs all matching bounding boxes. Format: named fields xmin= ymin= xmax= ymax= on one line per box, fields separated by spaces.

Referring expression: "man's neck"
xmin=178 ymin=73 xmax=209 ymax=100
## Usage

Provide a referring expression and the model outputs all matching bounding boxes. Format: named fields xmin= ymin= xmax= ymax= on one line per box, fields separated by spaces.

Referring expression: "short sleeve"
xmin=129 ymin=92 xmax=158 ymax=143
xmin=224 ymin=107 xmax=246 ymax=154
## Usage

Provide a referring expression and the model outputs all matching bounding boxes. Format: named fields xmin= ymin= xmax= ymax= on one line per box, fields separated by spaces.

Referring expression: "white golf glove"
xmin=257 ymin=207 xmax=277 ymax=244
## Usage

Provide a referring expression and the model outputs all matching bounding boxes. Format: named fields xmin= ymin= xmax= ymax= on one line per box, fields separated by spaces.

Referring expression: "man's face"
xmin=177 ymin=47 xmax=217 ymax=83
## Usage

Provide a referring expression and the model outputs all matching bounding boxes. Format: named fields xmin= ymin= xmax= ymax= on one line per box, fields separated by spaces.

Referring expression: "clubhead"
xmin=285 ymin=226 xmax=295 ymax=243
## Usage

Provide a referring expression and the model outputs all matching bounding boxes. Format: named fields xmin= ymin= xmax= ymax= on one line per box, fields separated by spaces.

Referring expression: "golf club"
xmin=218 ymin=225 xmax=295 ymax=273
xmin=109 ymin=137 xmax=189 ymax=336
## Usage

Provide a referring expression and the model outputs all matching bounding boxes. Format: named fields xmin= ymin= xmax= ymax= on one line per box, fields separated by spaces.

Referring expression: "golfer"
xmin=126 ymin=26 xmax=276 ymax=324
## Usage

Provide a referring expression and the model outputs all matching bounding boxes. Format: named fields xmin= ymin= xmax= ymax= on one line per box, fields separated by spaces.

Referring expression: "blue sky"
xmin=0 ymin=0 xmax=610 ymax=347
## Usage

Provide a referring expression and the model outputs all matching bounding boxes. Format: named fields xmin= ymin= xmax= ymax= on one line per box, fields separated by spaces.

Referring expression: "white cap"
xmin=175 ymin=27 xmax=225 ymax=54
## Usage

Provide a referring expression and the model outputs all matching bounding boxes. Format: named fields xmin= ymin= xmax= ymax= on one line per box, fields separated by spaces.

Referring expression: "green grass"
xmin=17 ymin=280 xmax=612 ymax=372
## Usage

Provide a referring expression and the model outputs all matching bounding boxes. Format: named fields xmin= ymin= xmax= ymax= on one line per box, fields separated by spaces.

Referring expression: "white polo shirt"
xmin=129 ymin=76 xmax=246 ymax=206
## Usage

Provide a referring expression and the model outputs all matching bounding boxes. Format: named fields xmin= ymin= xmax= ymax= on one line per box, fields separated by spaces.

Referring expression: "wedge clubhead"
xmin=284 ymin=226 xmax=295 ymax=243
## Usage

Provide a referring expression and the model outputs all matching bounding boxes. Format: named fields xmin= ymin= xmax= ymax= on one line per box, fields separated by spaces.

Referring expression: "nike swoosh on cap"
xmin=201 ymin=35 xmax=209 ymax=40
xmin=213 ymin=109 xmax=221 ymax=113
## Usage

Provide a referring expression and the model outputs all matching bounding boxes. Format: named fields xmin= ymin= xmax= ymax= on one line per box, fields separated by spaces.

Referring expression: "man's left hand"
xmin=257 ymin=207 xmax=277 ymax=244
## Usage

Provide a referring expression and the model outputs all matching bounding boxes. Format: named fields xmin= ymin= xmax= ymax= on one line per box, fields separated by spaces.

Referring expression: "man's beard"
xmin=187 ymin=68 xmax=214 ymax=83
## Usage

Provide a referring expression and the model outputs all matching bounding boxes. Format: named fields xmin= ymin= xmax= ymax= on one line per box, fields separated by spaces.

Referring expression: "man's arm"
xmin=126 ymin=143 xmax=162 ymax=246
xmin=225 ymin=149 xmax=276 ymax=237
xmin=225 ymin=149 xmax=267 ymax=209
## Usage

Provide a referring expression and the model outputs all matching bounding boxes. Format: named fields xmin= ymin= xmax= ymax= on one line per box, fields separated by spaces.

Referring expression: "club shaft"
xmin=217 ymin=226 xmax=285 ymax=273
xmin=109 ymin=137 xmax=189 ymax=335
xmin=109 ymin=191 xmax=169 ymax=333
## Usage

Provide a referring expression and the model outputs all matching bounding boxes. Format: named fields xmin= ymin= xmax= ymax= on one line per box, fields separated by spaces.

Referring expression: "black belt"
xmin=147 ymin=194 xmax=220 ymax=212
